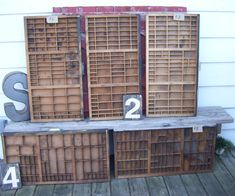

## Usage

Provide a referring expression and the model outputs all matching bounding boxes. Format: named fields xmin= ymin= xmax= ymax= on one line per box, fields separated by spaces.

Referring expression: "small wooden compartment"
xmin=31 ymin=86 xmax=82 ymax=121
xmin=3 ymin=130 xmax=110 ymax=185
xmin=114 ymin=126 xmax=217 ymax=178
xmin=24 ymin=16 xmax=83 ymax=122
xmin=86 ymin=15 xmax=141 ymax=120
xmin=146 ymin=14 xmax=199 ymax=117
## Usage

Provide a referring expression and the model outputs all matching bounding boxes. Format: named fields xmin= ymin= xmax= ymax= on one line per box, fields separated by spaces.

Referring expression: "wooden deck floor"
xmin=1 ymin=150 xmax=235 ymax=196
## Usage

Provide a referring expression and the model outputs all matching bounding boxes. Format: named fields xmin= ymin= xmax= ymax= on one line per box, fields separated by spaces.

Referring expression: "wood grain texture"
xmin=24 ymin=16 xmax=83 ymax=122
xmin=230 ymin=149 xmax=235 ymax=158
xmin=111 ymin=179 xmax=130 ymax=196
xmin=219 ymin=152 xmax=235 ymax=178
xmin=92 ymin=182 xmax=110 ymax=196
xmin=222 ymin=108 xmax=235 ymax=129
xmin=34 ymin=185 xmax=54 ymax=196
xmin=0 ymin=189 xmax=17 ymax=196
xmin=213 ymin=157 xmax=235 ymax=196
xmin=53 ymin=184 xmax=73 ymax=196
xmin=197 ymin=173 xmax=226 ymax=196
xmin=163 ymin=175 xmax=188 ymax=196
xmin=146 ymin=14 xmax=199 ymax=118
xmin=15 ymin=185 xmax=36 ymax=196
xmin=2 ymin=2 xmax=235 ymax=15
xmin=3 ymin=107 xmax=233 ymax=134
xmin=180 ymin=174 xmax=207 ymax=196
xmin=73 ymin=183 xmax=91 ymax=196
xmin=3 ymin=131 xmax=110 ymax=185
xmin=146 ymin=176 xmax=168 ymax=196
xmin=2 ymin=150 xmax=235 ymax=196
xmin=128 ymin=178 xmax=149 ymax=196
xmin=86 ymin=15 xmax=140 ymax=120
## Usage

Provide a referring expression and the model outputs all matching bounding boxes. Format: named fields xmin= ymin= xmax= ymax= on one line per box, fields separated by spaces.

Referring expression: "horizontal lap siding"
xmin=198 ymin=87 xmax=235 ymax=108
xmin=0 ymin=42 xmax=26 ymax=68
xmin=199 ymin=63 xmax=235 ymax=86
xmin=199 ymin=12 xmax=235 ymax=37
xmin=200 ymin=39 xmax=235 ymax=62
xmin=194 ymin=7 xmax=235 ymax=142
xmin=0 ymin=1 xmax=234 ymax=159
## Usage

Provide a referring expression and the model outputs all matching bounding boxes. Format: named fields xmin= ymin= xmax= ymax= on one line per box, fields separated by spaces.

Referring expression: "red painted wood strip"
xmin=52 ymin=6 xmax=187 ymax=15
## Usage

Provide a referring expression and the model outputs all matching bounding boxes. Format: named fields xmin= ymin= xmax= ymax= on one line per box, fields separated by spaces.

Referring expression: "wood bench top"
xmin=3 ymin=106 xmax=233 ymax=134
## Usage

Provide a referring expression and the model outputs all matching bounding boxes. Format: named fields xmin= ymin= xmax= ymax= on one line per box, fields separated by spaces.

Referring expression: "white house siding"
xmin=0 ymin=0 xmax=235 ymax=159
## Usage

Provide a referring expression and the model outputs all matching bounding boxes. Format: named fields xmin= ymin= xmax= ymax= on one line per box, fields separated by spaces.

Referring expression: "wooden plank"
xmin=34 ymin=185 xmax=54 ymax=196
xmin=92 ymin=182 xmax=110 ymax=196
xmin=180 ymin=174 xmax=207 ymax=196
xmin=145 ymin=14 xmax=150 ymax=116
xmin=219 ymin=152 xmax=235 ymax=178
xmin=105 ymin=131 xmax=110 ymax=181
xmin=85 ymin=15 xmax=92 ymax=122
xmin=222 ymin=108 xmax=235 ymax=129
xmin=15 ymin=185 xmax=36 ymax=196
xmin=163 ymin=175 xmax=188 ymax=196
xmin=111 ymin=179 xmax=130 ymax=196
xmin=53 ymin=184 xmax=73 ymax=196
xmin=0 ymin=189 xmax=17 ymax=196
xmin=197 ymin=173 xmax=226 ymax=196
xmin=213 ymin=157 xmax=235 ymax=196
xmin=30 ymin=85 xmax=81 ymax=90
xmin=2 ymin=4 xmax=235 ymax=15
xmin=36 ymin=136 xmax=43 ymax=182
xmin=128 ymin=178 xmax=149 ymax=196
xmin=146 ymin=176 xmax=168 ymax=196
xmin=230 ymin=149 xmax=235 ymax=158
xmin=73 ymin=183 xmax=91 ymax=196
xmin=3 ymin=107 xmax=233 ymax=133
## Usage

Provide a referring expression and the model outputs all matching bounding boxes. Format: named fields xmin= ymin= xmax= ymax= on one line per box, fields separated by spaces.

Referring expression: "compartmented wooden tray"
xmin=146 ymin=14 xmax=199 ymax=117
xmin=114 ymin=126 xmax=218 ymax=178
xmin=3 ymin=130 xmax=110 ymax=185
xmin=25 ymin=16 xmax=83 ymax=122
xmin=86 ymin=15 xmax=141 ymax=120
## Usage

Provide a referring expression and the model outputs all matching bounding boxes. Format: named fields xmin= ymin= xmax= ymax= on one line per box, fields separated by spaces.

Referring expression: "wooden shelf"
xmin=146 ymin=14 xmax=199 ymax=117
xmin=3 ymin=107 xmax=233 ymax=134
xmin=86 ymin=15 xmax=141 ymax=120
xmin=25 ymin=16 xmax=83 ymax=122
